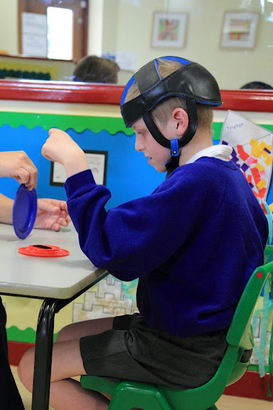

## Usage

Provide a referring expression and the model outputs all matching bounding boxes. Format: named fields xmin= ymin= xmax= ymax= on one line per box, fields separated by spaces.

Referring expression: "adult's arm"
xmin=0 ymin=193 xmax=13 ymax=224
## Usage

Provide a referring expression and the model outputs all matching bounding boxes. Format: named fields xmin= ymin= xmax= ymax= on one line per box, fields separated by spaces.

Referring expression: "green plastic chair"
xmin=81 ymin=246 xmax=273 ymax=410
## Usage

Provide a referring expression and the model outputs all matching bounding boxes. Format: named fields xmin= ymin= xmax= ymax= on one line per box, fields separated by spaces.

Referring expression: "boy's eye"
xmin=136 ymin=130 xmax=146 ymax=136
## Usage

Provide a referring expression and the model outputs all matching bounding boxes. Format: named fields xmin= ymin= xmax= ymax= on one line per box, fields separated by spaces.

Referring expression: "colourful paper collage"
xmin=220 ymin=111 xmax=273 ymax=205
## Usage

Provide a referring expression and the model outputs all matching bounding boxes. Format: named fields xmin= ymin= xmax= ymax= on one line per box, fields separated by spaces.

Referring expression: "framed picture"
xmin=151 ymin=12 xmax=188 ymax=48
xmin=220 ymin=11 xmax=259 ymax=49
xmin=50 ymin=150 xmax=108 ymax=186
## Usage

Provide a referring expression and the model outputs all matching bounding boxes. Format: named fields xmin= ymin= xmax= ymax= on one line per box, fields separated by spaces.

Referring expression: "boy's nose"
xmin=135 ymin=135 xmax=144 ymax=152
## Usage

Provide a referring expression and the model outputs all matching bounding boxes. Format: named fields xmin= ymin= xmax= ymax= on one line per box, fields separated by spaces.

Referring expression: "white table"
xmin=0 ymin=224 xmax=107 ymax=410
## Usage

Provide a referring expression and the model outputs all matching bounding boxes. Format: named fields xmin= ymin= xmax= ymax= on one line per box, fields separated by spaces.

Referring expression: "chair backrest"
xmin=161 ymin=247 xmax=273 ymax=409
xmin=227 ymin=247 xmax=273 ymax=348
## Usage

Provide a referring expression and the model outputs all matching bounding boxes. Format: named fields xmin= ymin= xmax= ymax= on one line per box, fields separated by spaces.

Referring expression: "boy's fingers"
xmin=48 ymin=128 xmax=55 ymax=136
xmin=41 ymin=148 xmax=52 ymax=161
xmin=48 ymin=128 xmax=62 ymax=138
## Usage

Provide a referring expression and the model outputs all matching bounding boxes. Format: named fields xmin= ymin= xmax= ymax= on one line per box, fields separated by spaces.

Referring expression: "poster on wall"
xmin=151 ymin=12 xmax=188 ymax=48
xmin=220 ymin=11 xmax=259 ymax=49
xmin=220 ymin=111 xmax=273 ymax=204
xmin=51 ymin=150 xmax=108 ymax=186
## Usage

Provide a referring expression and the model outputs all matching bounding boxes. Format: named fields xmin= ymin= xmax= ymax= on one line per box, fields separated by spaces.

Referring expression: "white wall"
xmin=99 ymin=0 xmax=273 ymax=88
xmin=101 ymin=0 xmax=119 ymax=54
xmin=88 ymin=0 xmax=104 ymax=56
xmin=0 ymin=0 xmax=18 ymax=55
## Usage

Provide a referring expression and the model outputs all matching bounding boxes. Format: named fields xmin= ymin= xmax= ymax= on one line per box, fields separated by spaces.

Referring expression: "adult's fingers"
xmin=16 ymin=164 xmax=37 ymax=189
xmin=23 ymin=164 xmax=37 ymax=189
xmin=15 ymin=168 xmax=29 ymax=185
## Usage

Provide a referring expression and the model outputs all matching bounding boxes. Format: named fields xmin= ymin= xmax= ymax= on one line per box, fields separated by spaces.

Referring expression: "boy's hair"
xmin=240 ymin=81 xmax=273 ymax=90
xmin=73 ymin=55 xmax=120 ymax=84
xmin=125 ymin=58 xmax=213 ymax=130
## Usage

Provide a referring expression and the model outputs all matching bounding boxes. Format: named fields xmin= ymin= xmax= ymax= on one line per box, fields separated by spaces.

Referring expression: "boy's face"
xmin=133 ymin=118 xmax=173 ymax=172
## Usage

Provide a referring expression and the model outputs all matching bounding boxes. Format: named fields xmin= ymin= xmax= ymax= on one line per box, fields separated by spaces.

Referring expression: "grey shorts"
xmin=80 ymin=313 xmax=227 ymax=389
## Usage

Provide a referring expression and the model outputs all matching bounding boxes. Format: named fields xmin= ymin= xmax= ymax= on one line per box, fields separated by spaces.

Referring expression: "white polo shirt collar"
xmin=186 ymin=144 xmax=232 ymax=165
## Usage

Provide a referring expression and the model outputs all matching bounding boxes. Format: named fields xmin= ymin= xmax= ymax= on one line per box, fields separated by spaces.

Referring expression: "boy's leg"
xmin=18 ymin=338 xmax=109 ymax=410
xmin=18 ymin=317 xmax=114 ymax=409
xmin=56 ymin=316 xmax=114 ymax=342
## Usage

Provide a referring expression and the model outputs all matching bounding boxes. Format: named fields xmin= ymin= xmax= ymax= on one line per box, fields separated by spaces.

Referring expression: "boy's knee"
xmin=17 ymin=346 xmax=35 ymax=391
xmin=55 ymin=324 xmax=72 ymax=342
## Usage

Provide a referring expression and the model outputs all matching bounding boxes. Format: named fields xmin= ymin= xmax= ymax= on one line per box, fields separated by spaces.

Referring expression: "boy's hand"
xmin=42 ymin=129 xmax=89 ymax=177
xmin=0 ymin=151 xmax=37 ymax=190
xmin=34 ymin=198 xmax=71 ymax=231
xmin=42 ymin=128 xmax=83 ymax=164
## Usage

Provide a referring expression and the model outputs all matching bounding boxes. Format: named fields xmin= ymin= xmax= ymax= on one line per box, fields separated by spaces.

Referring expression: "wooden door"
xmin=18 ymin=0 xmax=88 ymax=61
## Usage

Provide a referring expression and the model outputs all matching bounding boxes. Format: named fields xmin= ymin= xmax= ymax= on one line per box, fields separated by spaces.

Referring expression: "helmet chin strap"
xmin=142 ymin=98 xmax=198 ymax=175
xmin=165 ymin=156 xmax=180 ymax=175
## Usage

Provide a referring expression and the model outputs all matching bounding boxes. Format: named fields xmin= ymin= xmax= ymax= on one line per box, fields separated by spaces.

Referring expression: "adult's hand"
xmin=0 ymin=151 xmax=37 ymax=190
xmin=34 ymin=198 xmax=71 ymax=231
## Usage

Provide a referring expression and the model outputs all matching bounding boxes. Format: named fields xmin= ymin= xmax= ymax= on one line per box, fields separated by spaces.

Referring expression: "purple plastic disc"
xmin=12 ymin=184 xmax=37 ymax=239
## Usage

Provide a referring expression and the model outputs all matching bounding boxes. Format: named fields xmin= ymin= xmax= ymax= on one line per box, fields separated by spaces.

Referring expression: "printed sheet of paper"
xmin=220 ymin=111 xmax=273 ymax=204
xmin=22 ymin=12 xmax=47 ymax=57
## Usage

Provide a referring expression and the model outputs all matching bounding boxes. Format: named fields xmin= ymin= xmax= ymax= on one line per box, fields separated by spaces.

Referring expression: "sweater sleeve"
xmin=65 ymin=168 xmax=210 ymax=281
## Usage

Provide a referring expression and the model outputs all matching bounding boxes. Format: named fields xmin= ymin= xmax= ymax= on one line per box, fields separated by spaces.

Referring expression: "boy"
xmin=18 ymin=56 xmax=268 ymax=410
xmin=0 ymin=150 xmax=70 ymax=409
xmin=73 ymin=55 xmax=120 ymax=84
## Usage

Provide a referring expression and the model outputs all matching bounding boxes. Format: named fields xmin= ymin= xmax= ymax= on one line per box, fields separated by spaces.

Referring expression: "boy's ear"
xmin=172 ymin=108 xmax=189 ymax=136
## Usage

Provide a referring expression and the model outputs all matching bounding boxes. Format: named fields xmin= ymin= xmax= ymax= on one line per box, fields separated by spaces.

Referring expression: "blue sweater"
xmin=65 ymin=157 xmax=268 ymax=337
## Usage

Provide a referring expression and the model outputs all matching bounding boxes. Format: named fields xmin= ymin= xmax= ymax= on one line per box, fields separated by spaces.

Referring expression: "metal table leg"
xmin=32 ymin=299 xmax=57 ymax=410
xmin=30 ymin=272 xmax=107 ymax=410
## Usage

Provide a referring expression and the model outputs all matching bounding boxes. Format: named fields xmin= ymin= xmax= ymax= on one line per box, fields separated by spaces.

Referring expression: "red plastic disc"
xmin=18 ymin=244 xmax=69 ymax=257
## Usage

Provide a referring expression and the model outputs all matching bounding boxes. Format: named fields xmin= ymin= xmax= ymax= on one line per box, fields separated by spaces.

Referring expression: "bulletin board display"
xmin=0 ymin=109 xmax=272 ymax=362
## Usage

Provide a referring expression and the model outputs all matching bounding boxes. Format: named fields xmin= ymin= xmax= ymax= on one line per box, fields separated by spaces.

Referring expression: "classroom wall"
xmin=1 ymin=101 xmax=273 ymax=353
xmin=100 ymin=0 xmax=273 ymax=88
xmin=0 ymin=1 xmax=272 ymax=88
xmin=0 ymin=102 xmax=272 ymax=206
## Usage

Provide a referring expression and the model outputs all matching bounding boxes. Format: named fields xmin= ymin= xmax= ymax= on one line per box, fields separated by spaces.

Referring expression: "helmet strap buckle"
xmin=170 ymin=139 xmax=180 ymax=157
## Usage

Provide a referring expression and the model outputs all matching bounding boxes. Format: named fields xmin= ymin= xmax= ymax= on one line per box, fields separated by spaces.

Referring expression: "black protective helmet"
xmin=120 ymin=56 xmax=222 ymax=167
